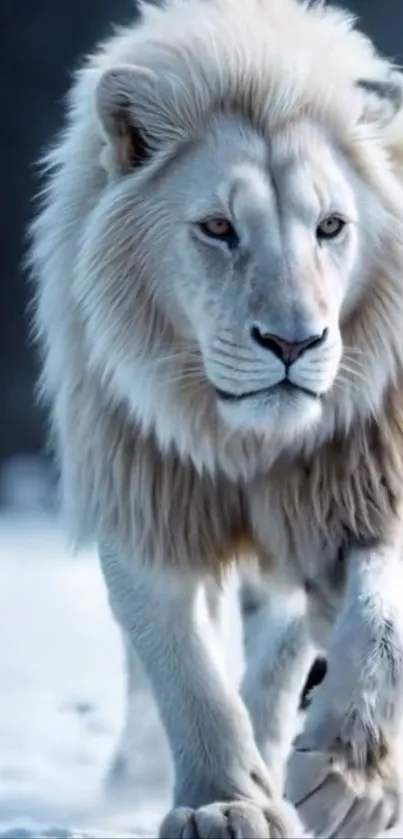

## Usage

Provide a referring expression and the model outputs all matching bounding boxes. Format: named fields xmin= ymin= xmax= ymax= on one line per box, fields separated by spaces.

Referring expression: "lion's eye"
xmin=316 ymin=215 xmax=346 ymax=241
xmin=198 ymin=217 xmax=238 ymax=247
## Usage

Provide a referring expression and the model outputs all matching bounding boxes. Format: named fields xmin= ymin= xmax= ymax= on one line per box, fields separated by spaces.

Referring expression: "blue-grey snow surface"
xmin=0 ymin=512 xmax=167 ymax=838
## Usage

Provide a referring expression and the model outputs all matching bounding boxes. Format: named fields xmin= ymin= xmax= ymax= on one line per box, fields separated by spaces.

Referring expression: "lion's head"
xmin=32 ymin=0 xmax=403 ymax=485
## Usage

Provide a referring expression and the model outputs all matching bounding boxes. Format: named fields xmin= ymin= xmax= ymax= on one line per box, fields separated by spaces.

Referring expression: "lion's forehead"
xmin=111 ymin=0 xmax=382 ymax=135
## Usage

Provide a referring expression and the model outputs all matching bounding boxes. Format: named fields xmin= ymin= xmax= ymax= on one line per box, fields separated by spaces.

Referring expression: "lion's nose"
xmin=250 ymin=325 xmax=328 ymax=365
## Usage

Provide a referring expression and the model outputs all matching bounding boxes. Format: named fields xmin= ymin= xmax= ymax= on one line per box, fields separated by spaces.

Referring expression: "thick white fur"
xmin=285 ymin=547 xmax=403 ymax=837
xmin=240 ymin=587 xmax=314 ymax=792
xmin=29 ymin=0 xmax=403 ymax=835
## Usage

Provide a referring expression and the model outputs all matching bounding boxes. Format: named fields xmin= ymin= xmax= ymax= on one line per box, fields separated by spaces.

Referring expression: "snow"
xmin=0 ymin=505 xmax=402 ymax=838
xmin=0 ymin=511 xmax=167 ymax=838
xmin=0 ymin=504 xmax=243 ymax=839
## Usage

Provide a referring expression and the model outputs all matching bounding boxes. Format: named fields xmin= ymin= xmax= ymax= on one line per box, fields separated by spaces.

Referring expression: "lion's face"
xmin=88 ymin=54 xmax=402 ymax=452
xmin=170 ymin=117 xmax=362 ymax=436
xmin=110 ymin=116 xmax=364 ymax=438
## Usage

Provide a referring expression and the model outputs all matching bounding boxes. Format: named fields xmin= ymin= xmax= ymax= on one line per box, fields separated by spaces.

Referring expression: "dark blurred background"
xmin=0 ymin=0 xmax=402 ymax=508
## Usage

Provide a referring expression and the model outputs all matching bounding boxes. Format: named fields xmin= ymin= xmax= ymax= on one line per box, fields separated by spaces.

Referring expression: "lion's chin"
xmin=217 ymin=384 xmax=323 ymax=440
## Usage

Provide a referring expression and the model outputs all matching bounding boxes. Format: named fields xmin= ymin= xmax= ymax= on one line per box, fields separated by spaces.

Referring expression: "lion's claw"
xmin=287 ymin=745 xmax=400 ymax=838
xmin=159 ymin=799 xmax=308 ymax=839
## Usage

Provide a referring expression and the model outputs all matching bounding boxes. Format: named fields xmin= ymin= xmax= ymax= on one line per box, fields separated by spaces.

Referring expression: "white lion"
xmin=29 ymin=0 xmax=403 ymax=835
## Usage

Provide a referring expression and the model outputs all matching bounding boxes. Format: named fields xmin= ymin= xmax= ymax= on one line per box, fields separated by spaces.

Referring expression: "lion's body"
xmin=29 ymin=0 xmax=403 ymax=835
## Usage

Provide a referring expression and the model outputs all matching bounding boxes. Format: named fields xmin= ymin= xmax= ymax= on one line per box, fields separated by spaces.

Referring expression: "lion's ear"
xmin=96 ymin=64 xmax=176 ymax=171
xmin=355 ymin=72 xmax=403 ymax=129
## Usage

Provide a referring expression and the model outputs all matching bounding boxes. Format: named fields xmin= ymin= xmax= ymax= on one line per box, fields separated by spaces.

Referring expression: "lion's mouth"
xmin=215 ymin=380 xmax=319 ymax=402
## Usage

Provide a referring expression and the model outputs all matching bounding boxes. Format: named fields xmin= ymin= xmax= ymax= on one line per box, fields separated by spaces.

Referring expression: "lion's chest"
xmin=248 ymin=472 xmax=348 ymax=611
xmin=247 ymin=431 xmax=401 ymax=610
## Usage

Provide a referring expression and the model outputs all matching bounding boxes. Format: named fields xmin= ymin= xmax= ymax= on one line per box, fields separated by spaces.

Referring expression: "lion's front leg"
xmin=241 ymin=585 xmax=315 ymax=793
xmin=99 ymin=543 xmax=306 ymax=839
xmin=287 ymin=541 xmax=403 ymax=838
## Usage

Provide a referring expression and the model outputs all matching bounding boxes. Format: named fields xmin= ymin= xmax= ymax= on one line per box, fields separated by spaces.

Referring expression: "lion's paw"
xmin=286 ymin=740 xmax=400 ymax=838
xmin=159 ymin=799 xmax=309 ymax=839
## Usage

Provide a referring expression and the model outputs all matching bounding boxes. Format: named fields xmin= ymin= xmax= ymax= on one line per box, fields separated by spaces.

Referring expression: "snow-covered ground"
xmin=0 ymin=500 xmax=402 ymax=838
xmin=0 ymin=510 xmax=170 ymax=838
xmin=0 ymin=498 xmax=244 ymax=839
